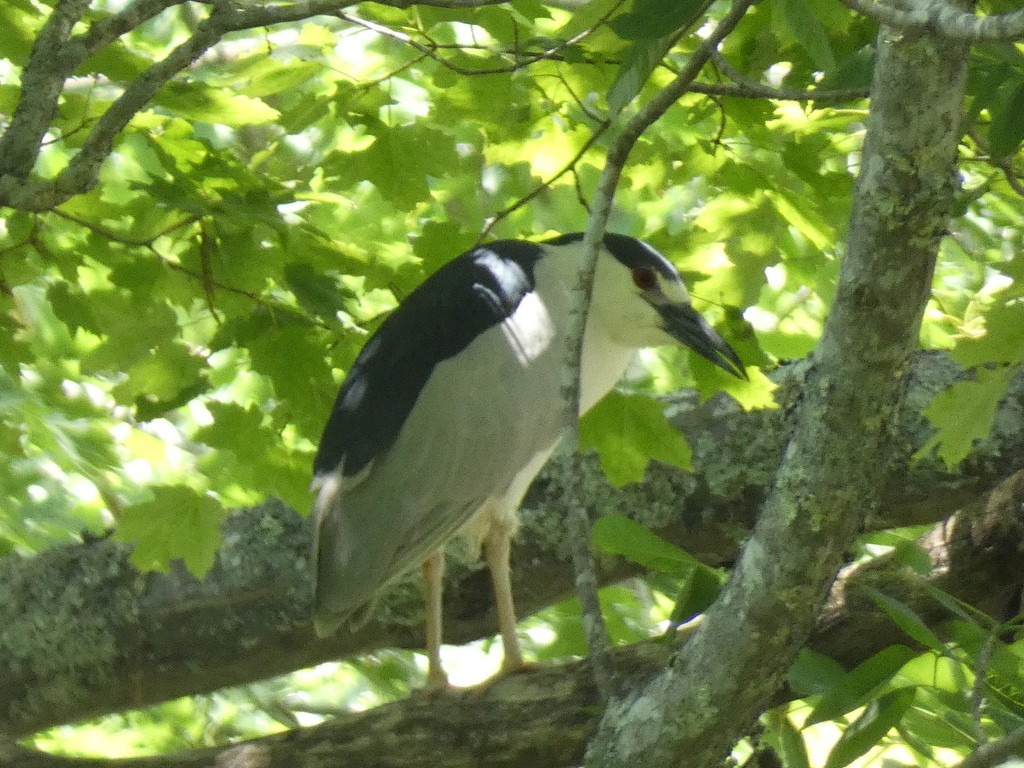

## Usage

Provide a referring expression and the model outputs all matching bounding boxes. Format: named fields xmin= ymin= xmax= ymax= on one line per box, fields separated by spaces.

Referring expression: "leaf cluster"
xmin=0 ymin=0 xmax=1021 ymax=761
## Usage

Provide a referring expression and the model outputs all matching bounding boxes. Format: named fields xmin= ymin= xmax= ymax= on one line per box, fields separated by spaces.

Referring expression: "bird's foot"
xmin=499 ymin=656 xmax=530 ymax=677
xmin=466 ymin=658 xmax=535 ymax=697
xmin=416 ymin=667 xmax=451 ymax=696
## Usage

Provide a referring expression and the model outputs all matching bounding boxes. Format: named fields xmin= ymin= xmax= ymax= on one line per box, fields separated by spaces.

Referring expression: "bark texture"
xmin=585 ymin=21 xmax=973 ymax=768
xmin=4 ymin=474 xmax=1024 ymax=768
xmin=1 ymin=354 xmax=1021 ymax=737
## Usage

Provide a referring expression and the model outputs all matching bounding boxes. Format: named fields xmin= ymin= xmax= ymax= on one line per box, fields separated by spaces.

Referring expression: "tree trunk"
xmin=584 ymin=21 xmax=972 ymax=768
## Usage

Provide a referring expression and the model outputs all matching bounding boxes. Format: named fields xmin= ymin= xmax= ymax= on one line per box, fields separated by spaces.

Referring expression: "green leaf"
xmin=111 ymin=344 xmax=207 ymax=411
xmin=914 ymin=366 xmax=1014 ymax=469
xmin=245 ymin=325 xmax=337 ymax=438
xmin=607 ymin=36 xmax=674 ymax=115
xmin=822 ymin=688 xmax=916 ymax=768
xmin=779 ymin=0 xmax=836 ymax=72
xmin=283 ymin=262 xmax=348 ymax=321
xmin=898 ymin=707 xmax=974 ymax=750
xmin=863 ymin=588 xmax=945 ymax=651
xmin=890 ymin=540 xmax=934 ymax=575
xmin=806 ymin=645 xmax=918 ymax=725
xmin=556 ymin=0 xmax=622 ymax=38
xmin=773 ymin=713 xmax=811 ymax=768
xmin=413 ymin=221 xmax=476 ymax=277
xmin=350 ymin=125 xmax=459 ymax=209
xmin=765 ymin=188 xmax=835 ymax=251
xmin=591 ymin=513 xmax=700 ymax=575
xmin=154 ymin=81 xmax=280 ymax=126
xmin=195 ymin=402 xmax=314 ymax=512
xmin=990 ymin=79 xmax=1024 ymax=158
xmin=116 ymin=486 xmax=226 ymax=578
xmin=79 ymin=41 xmax=150 ymax=80
xmin=608 ymin=0 xmax=710 ymax=40
xmin=0 ymin=3 xmax=38 ymax=63
xmin=788 ymin=649 xmax=847 ymax=698
xmin=952 ymin=302 xmax=1024 ymax=366
xmin=579 ymin=390 xmax=692 ymax=487
xmin=239 ymin=60 xmax=323 ymax=99
xmin=669 ymin=565 xmax=723 ymax=624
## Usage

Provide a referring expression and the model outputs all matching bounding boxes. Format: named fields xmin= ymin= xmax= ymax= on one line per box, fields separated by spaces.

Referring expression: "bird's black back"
xmin=313 ymin=240 xmax=546 ymax=479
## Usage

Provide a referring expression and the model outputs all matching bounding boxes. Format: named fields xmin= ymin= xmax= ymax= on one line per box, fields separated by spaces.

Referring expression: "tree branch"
xmin=6 ymin=471 xmax=1024 ymax=767
xmin=2 ymin=352 xmax=1022 ymax=737
xmin=74 ymin=0 xmax=190 ymax=59
xmin=0 ymin=0 xmax=520 ymax=210
xmin=840 ymin=0 xmax=1024 ymax=41
xmin=0 ymin=0 xmax=92 ymax=178
xmin=956 ymin=726 xmax=1024 ymax=768
xmin=559 ymin=0 xmax=756 ymax=703
xmin=585 ymin=10 xmax=972 ymax=766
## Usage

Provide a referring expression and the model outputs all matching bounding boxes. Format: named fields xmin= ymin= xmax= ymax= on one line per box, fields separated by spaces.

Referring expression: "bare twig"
xmin=479 ymin=122 xmax=610 ymax=241
xmin=970 ymin=632 xmax=996 ymax=743
xmin=955 ymin=726 xmax=1024 ymax=768
xmin=52 ymin=208 xmax=200 ymax=247
xmin=968 ymin=128 xmax=1024 ymax=198
xmin=709 ymin=50 xmax=870 ymax=103
xmin=338 ymin=8 xmax=605 ymax=77
xmin=75 ymin=0 xmax=190 ymax=59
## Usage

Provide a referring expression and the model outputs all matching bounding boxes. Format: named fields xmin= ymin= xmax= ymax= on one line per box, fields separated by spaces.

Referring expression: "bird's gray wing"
xmin=312 ymin=306 xmax=564 ymax=634
xmin=312 ymin=243 xmax=565 ymax=636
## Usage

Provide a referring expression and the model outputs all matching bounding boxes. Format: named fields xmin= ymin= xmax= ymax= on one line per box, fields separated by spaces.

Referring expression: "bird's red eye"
xmin=632 ymin=267 xmax=658 ymax=291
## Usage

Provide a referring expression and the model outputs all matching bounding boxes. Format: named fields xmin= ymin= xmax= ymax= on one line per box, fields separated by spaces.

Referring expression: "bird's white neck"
xmin=531 ymin=244 xmax=637 ymax=415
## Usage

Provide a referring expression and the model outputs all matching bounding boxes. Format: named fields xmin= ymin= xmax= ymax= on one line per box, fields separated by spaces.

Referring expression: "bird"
xmin=311 ymin=231 xmax=746 ymax=689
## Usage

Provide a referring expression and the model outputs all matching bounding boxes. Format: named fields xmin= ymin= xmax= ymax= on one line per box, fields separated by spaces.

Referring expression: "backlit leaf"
xmin=915 ymin=366 xmax=1015 ymax=469
xmin=822 ymin=688 xmax=916 ymax=768
xmin=116 ymin=486 xmax=226 ymax=578
xmin=580 ymin=390 xmax=692 ymax=486
xmin=806 ymin=645 xmax=918 ymax=725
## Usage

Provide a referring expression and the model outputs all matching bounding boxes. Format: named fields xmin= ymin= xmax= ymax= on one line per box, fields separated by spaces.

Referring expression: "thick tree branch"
xmin=0 ymin=0 xmax=516 ymax=210
xmin=1 ymin=353 xmax=1022 ymax=737
xmin=0 ymin=0 xmax=92 ymax=178
xmin=5 ymin=472 xmax=1024 ymax=767
xmin=75 ymin=0 xmax=190 ymax=59
xmin=585 ymin=14 xmax=972 ymax=768
xmin=841 ymin=0 xmax=1024 ymax=40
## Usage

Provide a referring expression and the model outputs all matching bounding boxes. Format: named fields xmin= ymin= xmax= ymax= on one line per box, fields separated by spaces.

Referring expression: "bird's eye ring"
xmin=632 ymin=267 xmax=658 ymax=291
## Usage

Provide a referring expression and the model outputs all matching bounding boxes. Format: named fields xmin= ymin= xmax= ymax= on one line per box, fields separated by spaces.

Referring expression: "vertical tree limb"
xmin=0 ymin=0 xmax=92 ymax=178
xmin=558 ymin=0 xmax=755 ymax=702
xmin=585 ymin=18 xmax=972 ymax=768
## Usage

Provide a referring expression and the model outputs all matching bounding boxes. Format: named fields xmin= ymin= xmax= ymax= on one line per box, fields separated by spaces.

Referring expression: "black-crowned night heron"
xmin=311 ymin=232 xmax=745 ymax=688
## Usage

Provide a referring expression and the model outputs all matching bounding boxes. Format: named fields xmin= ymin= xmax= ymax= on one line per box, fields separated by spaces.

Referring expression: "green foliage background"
xmin=1 ymin=0 xmax=1023 ymax=762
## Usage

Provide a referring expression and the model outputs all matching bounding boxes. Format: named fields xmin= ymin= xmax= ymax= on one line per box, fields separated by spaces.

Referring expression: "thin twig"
xmin=74 ymin=0 xmax=189 ymax=59
xmin=970 ymin=632 xmax=996 ymax=743
xmin=479 ymin=122 xmax=610 ymax=241
xmin=955 ymin=726 xmax=1024 ymax=768
xmin=338 ymin=9 xmax=603 ymax=77
xmin=709 ymin=49 xmax=869 ymax=103
xmin=559 ymin=0 xmax=756 ymax=705
xmin=52 ymin=208 xmax=200 ymax=246
xmin=969 ymin=128 xmax=1024 ymax=198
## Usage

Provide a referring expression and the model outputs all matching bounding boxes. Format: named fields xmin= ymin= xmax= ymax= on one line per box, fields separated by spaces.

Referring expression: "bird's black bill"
xmin=660 ymin=303 xmax=747 ymax=379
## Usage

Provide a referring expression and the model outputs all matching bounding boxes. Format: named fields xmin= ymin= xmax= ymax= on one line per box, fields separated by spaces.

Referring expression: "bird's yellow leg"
xmin=484 ymin=530 xmax=525 ymax=673
xmin=422 ymin=550 xmax=449 ymax=691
